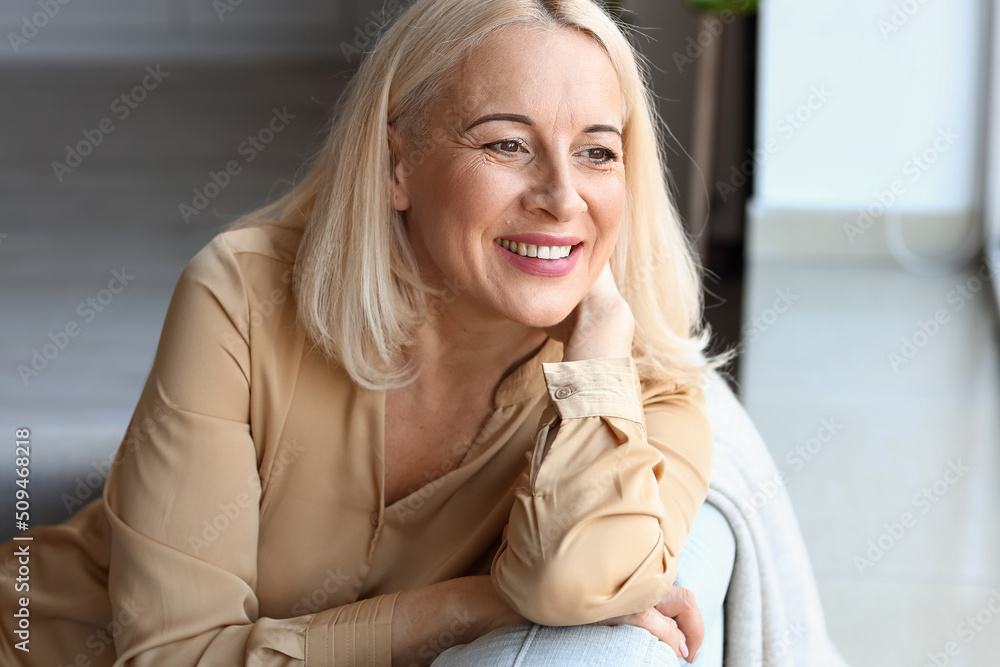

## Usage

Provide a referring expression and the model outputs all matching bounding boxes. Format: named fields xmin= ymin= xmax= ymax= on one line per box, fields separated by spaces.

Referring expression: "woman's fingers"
xmin=624 ymin=609 xmax=688 ymax=658
xmin=593 ymin=587 xmax=705 ymax=661
xmin=595 ymin=608 xmax=687 ymax=659
xmin=654 ymin=586 xmax=704 ymax=661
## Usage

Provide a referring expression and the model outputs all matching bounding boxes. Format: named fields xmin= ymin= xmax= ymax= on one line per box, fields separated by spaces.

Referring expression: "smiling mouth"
xmin=494 ymin=238 xmax=576 ymax=260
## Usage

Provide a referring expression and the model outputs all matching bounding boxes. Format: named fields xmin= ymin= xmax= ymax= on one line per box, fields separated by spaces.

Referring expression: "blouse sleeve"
xmin=103 ymin=234 xmax=396 ymax=666
xmin=490 ymin=357 xmax=713 ymax=626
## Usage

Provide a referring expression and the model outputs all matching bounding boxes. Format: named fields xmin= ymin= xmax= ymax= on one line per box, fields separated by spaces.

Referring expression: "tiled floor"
xmin=740 ymin=256 xmax=1000 ymax=665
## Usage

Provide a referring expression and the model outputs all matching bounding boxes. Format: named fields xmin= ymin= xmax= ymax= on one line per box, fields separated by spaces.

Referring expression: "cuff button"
xmin=554 ymin=386 xmax=576 ymax=399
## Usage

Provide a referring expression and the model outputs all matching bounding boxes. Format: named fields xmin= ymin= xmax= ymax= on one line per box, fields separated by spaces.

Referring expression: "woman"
xmin=0 ymin=0 xmax=731 ymax=665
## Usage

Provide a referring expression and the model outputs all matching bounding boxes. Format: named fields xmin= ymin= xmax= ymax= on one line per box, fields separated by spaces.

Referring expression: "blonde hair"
xmin=228 ymin=0 xmax=717 ymax=390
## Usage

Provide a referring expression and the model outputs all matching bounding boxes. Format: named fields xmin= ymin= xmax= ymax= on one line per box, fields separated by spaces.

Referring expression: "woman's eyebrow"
xmin=583 ymin=124 xmax=622 ymax=138
xmin=465 ymin=113 xmax=532 ymax=131
xmin=464 ymin=115 xmax=621 ymax=139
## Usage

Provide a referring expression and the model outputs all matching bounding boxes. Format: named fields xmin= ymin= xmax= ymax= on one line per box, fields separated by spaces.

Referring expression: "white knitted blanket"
xmin=703 ymin=372 xmax=851 ymax=667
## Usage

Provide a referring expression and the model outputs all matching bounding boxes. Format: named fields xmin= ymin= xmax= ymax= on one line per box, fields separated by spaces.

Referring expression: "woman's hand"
xmin=391 ymin=576 xmax=524 ymax=666
xmin=546 ymin=267 xmax=700 ymax=659
xmin=594 ymin=586 xmax=705 ymax=662
xmin=546 ymin=262 xmax=635 ymax=362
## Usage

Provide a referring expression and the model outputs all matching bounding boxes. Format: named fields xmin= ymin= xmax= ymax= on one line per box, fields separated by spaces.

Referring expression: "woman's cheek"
xmin=591 ymin=199 xmax=627 ymax=256
xmin=586 ymin=169 xmax=626 ymax=215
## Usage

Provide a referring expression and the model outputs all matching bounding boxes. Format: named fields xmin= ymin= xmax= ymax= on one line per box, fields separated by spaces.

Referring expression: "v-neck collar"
xmin=375 ymin=336 xmax=562 ymax=514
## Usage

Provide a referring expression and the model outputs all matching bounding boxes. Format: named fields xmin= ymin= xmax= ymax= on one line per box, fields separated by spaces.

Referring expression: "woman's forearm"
xmin=391 ymin=576 xmax=524 ymax=666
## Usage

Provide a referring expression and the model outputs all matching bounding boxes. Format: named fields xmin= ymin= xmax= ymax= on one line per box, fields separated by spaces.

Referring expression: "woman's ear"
xmin=387 ymin=124 xmax=412 ymax=212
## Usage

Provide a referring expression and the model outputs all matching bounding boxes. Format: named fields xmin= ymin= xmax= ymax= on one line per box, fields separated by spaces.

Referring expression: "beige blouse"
xmin=0 ymin=220 xmax=712 ymax=666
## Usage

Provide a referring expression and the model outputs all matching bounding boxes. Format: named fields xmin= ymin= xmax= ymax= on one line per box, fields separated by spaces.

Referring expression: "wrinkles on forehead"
xmin=432 ymin=23 xmax=624 ymax=144
xmin=396 ymin=21 xmax=624 ymax=147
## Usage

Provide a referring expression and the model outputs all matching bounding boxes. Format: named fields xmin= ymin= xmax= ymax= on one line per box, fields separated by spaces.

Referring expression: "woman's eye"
xmin=485 ymin=139 xmax=526 ymax=154
xmin=582 ymin=147 xmax=618 ymax=164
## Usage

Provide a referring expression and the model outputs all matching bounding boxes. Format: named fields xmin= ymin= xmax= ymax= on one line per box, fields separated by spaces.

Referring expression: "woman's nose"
xmin=522 ymin=158 xmax=588 ymax=223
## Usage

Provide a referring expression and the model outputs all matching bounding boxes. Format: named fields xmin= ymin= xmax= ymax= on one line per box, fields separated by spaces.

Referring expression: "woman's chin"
xmin=498 ymin=301 xmax=577 ymax=331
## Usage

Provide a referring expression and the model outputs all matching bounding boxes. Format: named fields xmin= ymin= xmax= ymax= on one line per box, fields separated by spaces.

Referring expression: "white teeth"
xmin=495 ymin=239 xmax=575 ymax=260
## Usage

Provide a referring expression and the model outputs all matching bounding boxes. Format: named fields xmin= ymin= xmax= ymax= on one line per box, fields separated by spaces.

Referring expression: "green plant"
xmin=682 ymin=0 xmax=758 ymax=13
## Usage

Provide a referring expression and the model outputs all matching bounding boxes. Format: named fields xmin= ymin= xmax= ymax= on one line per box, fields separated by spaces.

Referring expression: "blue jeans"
xmin=431 ymin=502 xmax=737 ymax=666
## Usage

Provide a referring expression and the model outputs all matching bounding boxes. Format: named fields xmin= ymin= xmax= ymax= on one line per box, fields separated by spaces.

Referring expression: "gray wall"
xmin=0 ymin=0 xmax=351 ymax=62
xmin=1 ymin=0 xmax=753 ymax=245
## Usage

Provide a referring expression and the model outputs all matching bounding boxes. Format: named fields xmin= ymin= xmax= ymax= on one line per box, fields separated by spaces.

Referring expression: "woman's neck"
xmin=404 ymin=300 xmax=549 ymax=395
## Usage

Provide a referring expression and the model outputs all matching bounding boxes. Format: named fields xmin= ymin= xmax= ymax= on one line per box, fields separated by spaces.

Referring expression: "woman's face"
xmin=392 ymin=23 xmax=626 ymax=329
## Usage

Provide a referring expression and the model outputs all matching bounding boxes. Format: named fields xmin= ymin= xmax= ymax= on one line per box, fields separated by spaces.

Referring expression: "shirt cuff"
xmin=305 ymin=592 xmax=397 ymax=667
xmin=541 ymin=357 xmax=644 ymax=425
